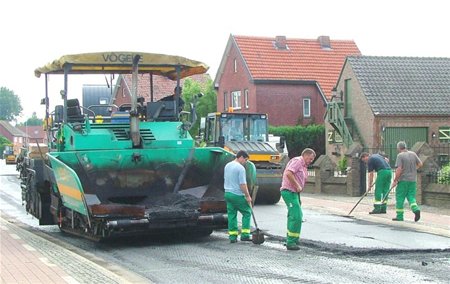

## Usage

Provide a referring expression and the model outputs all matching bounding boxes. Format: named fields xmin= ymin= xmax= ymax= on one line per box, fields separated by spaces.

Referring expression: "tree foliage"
xmin=269 ymin=124 xmax=325 ymax=158
xmin=0 ymin=135 xmax=13 ymax=155
xmin=0 ymin=87 xmax=23 ymax=121
xmin=17 ymin=112 xmax=43 ymax=126
xmin=181 ymin=78 xmax=217 ymax=137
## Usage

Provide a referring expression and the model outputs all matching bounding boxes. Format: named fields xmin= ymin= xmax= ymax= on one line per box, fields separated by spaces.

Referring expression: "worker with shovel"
xmin=224 ymin=150 xmax=253 ymax=243
xmin=391 ymin=141 xmax=422 ymax=222
xmin=360 ymin=152 xmax=392 ymax=214
xmin=280 ymin=148 xmax=316 ymax=251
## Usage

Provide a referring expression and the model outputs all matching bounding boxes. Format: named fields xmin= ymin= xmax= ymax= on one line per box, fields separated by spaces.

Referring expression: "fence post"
xmin=411 ymin=142 xmax=440 ymax=205
xmin=416 ymin=172 xmax=423 ymax=204
xmin=312 ymin=155 xmax=334 ymax=194
xmin=345 ymin=143 xmax=363 ymax=197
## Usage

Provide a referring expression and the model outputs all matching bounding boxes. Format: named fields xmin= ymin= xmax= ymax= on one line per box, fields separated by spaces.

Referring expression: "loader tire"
xmin=255 ymin=189 xmax=281 ymax=205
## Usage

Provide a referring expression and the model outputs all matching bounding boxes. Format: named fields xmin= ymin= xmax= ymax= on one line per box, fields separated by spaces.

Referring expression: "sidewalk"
xmin=0 ymin=215 xmax=148 ymax=284
xmin=0 ymin=219 xmax=76 ymax=283
xmin=301 ymin=192 xmax=450 ymax=238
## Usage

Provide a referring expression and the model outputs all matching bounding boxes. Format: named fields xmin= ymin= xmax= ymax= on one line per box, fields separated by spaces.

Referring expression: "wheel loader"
xmin=200 ymin=112 xmax=287 ymax=204
xmin=18 ymin=52 xmax=240 ymax=241
xmin=3 ymin=145 xmax=16 ymax=164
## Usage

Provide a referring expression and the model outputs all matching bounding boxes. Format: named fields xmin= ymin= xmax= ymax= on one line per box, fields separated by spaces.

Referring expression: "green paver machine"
xmin=19 ymin=52 xmax=235 ymax=240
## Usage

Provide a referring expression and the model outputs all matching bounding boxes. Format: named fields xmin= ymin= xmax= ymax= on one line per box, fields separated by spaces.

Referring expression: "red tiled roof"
xmin=122 ymin=73 xmax=210 ymax=101
xmin=233 ymin=35 xmax=361 ymax=100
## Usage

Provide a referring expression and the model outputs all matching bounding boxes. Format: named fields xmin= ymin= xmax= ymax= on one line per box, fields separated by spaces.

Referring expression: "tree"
xmin=181 ymin=78 xmax=217 ymax=137
xmin=0 ymin=87 xmax=23 ymax=121
xmin=17 ymin=112 xmax=43 ymax=126
xmin=0 ymin=135 xmax=13 ymax=156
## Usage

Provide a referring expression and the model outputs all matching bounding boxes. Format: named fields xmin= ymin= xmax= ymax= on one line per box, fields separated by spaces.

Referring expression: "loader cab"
xmin=203 ymin=112 xmax=269 ymax=145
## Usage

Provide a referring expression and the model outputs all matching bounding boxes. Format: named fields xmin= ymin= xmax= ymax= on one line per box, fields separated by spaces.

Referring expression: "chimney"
xmin=275 ymin=36 xmax=287 ymax=49
xmin=318 ymin=36 xmax=331 ymax=49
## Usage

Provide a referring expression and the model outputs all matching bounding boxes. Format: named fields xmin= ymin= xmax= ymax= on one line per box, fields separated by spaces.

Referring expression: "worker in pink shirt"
xmin=280 ymin=148 xmax=316 ymax=250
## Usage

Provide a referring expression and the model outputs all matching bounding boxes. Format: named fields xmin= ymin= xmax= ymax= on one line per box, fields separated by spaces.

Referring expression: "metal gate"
xmin=382 ymin=127 xmax=428 ymax=166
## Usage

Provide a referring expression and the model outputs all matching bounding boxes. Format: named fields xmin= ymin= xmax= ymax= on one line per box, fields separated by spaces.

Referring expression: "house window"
xmin=231 ymin=91 xmax=241 ymax=110
xmin=244 ymin=89 xmax=249 ymax=109
xmin=439 ymin=127 xmax=450 ymax=143
xmin=234 ymin=59 xmax=237 ymax=73
xmin=223 ymin=92 xmax=228 ymax=111
xmin=303 ymin=98 xmax=311 ymax=118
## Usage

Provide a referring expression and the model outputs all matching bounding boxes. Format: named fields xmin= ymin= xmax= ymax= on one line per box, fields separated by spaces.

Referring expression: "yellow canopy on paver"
xmin=34 ymin=51 xmax=209 ymax=80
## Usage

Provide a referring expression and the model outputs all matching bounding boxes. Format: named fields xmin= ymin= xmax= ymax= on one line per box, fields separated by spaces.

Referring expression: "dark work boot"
xmin=414 ymin=210 xmax=421 ymax=222
xmin=392 ymin=217 xmax=403 ymax=221
xmin=286 ymin=244 xmax=300 ymax=251
xmin=240 ymin=236 xmax=252 ymax=242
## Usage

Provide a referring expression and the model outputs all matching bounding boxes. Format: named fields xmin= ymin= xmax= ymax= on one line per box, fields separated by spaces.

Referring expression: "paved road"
xmin=1 ymin=162 xmax=450 ymax=283
xmin=3 ymin=162 xmax=448 ymax=251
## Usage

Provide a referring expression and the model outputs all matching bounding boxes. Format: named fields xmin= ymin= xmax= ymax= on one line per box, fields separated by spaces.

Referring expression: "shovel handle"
xmin=251 ymin=208 xmax=259 ymax=229
xmin=347 ymin=189 xmax=370 ymax=216
xmin=381 ymin=184 xmax=396 ymax=203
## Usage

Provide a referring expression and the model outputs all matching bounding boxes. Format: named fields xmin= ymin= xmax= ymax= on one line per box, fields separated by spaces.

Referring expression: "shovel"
xmin=251 ymin=210 xmax=265 ymax=244
xmin=250 ymin=185 xmax=265 ymax=244
xmin=345 ymin=183 xmax=374 ymax=217
xmin=346 ymin=189 xmax=370 ymax=217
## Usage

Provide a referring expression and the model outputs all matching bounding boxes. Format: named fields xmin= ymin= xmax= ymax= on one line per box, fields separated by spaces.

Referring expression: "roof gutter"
xmin=315 ymin=82 xmax=329 ymax=106
xmin=252 ymin=79 xmax=317 ymax=85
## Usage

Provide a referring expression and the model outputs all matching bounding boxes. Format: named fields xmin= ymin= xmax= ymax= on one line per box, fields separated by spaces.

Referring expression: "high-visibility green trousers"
xmin=224 ymin=192 xmax=252 ymax=241
xmin=373 ymin=169 xmax=392 ymax=213
xmin=281 ymin=190 xmax=302 ymax=246
xmin=395 ymin=181 xmax=420 ymax=221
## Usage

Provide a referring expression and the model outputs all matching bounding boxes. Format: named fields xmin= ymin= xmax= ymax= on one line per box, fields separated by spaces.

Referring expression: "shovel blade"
xmin=251 ymin=229 xmax=265 ymax=244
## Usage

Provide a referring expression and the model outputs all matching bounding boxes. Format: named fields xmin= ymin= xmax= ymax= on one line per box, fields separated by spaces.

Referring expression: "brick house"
xmin=112 ymin=73 xmax=210 ymax=108
xmin=214 ymin=35 xmax=361 ymax=126
xmin=0 ymin=120 xmax=26 ymax=154
xmin=16 ymin=125 xmax=47 ymax=144
xmin=1 ymin=121 xmax=48 ymax=154
xmin=326 ymin=56 xmax=450 ymax=161
xmin=0 ymin=120 xmax=23 ymax=142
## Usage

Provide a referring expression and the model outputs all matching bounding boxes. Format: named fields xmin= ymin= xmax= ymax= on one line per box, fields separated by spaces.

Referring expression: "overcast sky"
xmin=1 ymin=0 xmax=448 ymax=122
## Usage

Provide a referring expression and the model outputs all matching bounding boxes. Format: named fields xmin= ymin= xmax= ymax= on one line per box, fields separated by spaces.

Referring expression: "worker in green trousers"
xmin=360 ymin=152 xmax=392 ymax=214
xmin=280 ymin=148 xmax=316 ymax=251
xmin=224 ymin=150 xmax=253 ymax=243
xmin=392 ymin=141 xmax=422 ymax=222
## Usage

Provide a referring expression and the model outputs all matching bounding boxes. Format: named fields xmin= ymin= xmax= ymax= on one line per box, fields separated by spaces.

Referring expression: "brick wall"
xmin=255 ymin=84 xmax=325 ymax=126
xmin=376 ymin=116 xmax=450 ymax=148
xmin=216 ymin=44 xmax=252 ymax=112
xmin=325 ymin=62 xmax=374 ymax=159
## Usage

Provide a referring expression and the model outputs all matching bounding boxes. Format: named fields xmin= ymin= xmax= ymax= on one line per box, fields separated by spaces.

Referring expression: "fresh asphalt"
xmin=252 ymin=202 xmax=450 ymax=250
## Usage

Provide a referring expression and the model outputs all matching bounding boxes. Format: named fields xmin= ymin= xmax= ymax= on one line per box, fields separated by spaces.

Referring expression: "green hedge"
xmin=438 ymin=163 xmax=450 ymax=185
xmin=269 ymin=124 xmax=325 ymax=158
